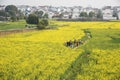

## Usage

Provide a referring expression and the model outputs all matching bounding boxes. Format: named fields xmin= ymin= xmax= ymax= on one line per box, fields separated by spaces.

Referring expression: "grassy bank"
xmin=0 ymin=20 xmax=27 ymax=30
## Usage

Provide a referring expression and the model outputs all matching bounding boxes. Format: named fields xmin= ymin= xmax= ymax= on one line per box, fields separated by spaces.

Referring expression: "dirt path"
xmin=0 ymin=29 xmax=36 ymax=37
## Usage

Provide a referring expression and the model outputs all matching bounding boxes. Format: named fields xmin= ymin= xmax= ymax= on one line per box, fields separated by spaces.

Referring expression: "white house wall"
xmin=118 ymin=12 xmax=120 ymax=20
xmin=72 ymin=13 xmax=80 ymax=19
xmin=102 ymin=9 xmax=117 ymax=20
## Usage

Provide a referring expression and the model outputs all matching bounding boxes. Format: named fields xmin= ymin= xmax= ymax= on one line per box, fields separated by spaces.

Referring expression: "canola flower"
xmin=0 ymin=21 xmax=120 ymax=80
xmin=0 ymin=21 xmax=84 ymax=80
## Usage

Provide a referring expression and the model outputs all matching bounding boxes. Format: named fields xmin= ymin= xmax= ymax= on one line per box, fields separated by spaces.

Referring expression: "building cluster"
xmin=0 ymin=5 xmax=120 ymax=20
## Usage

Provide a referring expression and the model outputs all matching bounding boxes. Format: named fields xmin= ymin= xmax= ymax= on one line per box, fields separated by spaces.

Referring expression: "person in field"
xmin=65 ymin=39 xmax=85 ymax=48
xmin=67 ymin=41 xmax=70 ymax=47
xmin=73 ymin=39 xmax=77 ymax=47
xmin=69 ymin=40 xmax=73 ymax=48
xmin=79 ymin=40 xmax=83 ymax=45
xmin=66 ymin=41 xmax=69 ymax=46
xmin=76 ymin=41 xmax=79 ymax=47
xmin=66 ymin=40 xmax=72 ymax=47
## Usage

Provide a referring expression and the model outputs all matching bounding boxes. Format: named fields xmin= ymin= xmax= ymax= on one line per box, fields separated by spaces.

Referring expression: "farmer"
xmin=73 ymin=39 xmax=77 ymax=47
xmin=66 ymin=41 xmax=69 ymax=47
xmin=79 ymin=40 xmax=83 ymax=44
xmin=69 ymin=40 xmax=73 ymax=48
xmin=76 ymin=41 xmax=79 ymax=47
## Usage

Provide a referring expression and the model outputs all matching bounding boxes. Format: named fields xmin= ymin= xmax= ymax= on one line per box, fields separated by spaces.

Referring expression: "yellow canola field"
xmin=0 ymin=21 xmax=84 ymax=80
xmin=0 ymin=21 xmax=120 ymax=80
xmin=76 ymin=49 xmax=120 ymax=80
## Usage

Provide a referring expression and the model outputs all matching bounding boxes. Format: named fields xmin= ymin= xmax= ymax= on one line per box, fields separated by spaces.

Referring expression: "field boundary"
xmin=0 ymin=28 xmax=36 ymax=36
xmin=60 ymin=29 xmax=93 ymax=80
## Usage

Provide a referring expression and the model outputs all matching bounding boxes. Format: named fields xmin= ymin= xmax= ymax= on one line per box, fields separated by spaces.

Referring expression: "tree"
xmin=26 ymin=14 xmax=39 ymax=25
xmin=5 ymin=5 xmax=18 ymax=17
xmin=8 ymin=10 xmax=16 ymax=17
xmin=41 ymin=19 xmax=49 ymax=26
xmin=0 ymin=10 xmax=10 ymax=21
xmin=17 ymin=10 xmax=25 ymax=19
xmin=113 ymin=11 xmax=119 ymax=20
xmin=59 ymin=13 xmax=63 ymax=18
xmin=34 ymin=11 xmax=44 ymax=18
xmin=5 ymin=5 xmax=18 ymax=21
xmin=5 ymin=5 xmax=18 ymax=13
xmin=11 ymin=16 xmax=17 ymax=22
xmin=37 ymin=19 xmax=49 ymax=29
xmin=0 ymin=10 xmax=7 ymax=17
xmin=79 ymin=12 xmax=88 ymax=17
xmin=89 ymin=11 xmax=95 ymax=18
xmin=69 ymin=14 xmax=72 ymax=19
xmin=43 ymin=13 xmax=49 ymax=19
xmin=0 ymin=16 xmax=6 ymax=21
xmin=97 ymin=10 xmax=103 ymax=19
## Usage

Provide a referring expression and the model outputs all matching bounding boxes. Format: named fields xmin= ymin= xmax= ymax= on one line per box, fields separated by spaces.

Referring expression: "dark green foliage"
xmin=11 ymin=16 xmax=17 ymax=22
xmin=0 ymin=10 xmax=7 ymax=17
xmin=84 ymin=29 xmax=91 ymax=33
xmin=113 ymin=12 xmax=119 ymax=20
xmin=0 ymin=10 xmax=8 ymax=21
xmin=79 ymin=12 xmax=88 ymax=17
xmin=8 ymin=10 xmax=16 ymax=17
xmin=17 ymin=10 xmax=25 ymax=19
xmin=59 ymin=13 xmax=63 ymax=18
xmin=37 ymin=19 xmax=49 ymax=29
xmin=37 ymin=21 xmax=46 ymax=29
xmin=0 ymin=10 xmax=10 ymax=21
xmin=0 ymin=16 xmax=6 ymax=21
xmin=34 ymin=11 xmax=44 ymax=18
xmin=41 ymin=19 xmax=49 ymax=26
xmin=5 ymin=5 xmax=18 ymax=13
xmin=97 ymin=10 xmax=103 ymax=19
xmin=89 ymin=11 xmax=95 ymax=18
xmin=26 ymin=14 xmax=39 ymax=25
xmin=43 ymin=13 xmax=49 ymax=19
xmin=5 ymin=5 xmax=18 ymax=21
xmin=5 ymin=5 xmax=18 ymax=17
xmin=69 ymin=15 xmax=72 ymax=19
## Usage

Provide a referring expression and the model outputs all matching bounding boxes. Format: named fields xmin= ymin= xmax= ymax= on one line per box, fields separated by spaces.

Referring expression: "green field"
xmin=0 ymin=21 xmax=120 ymax=80
xmin=0 ymin=20 xmax=27 ymax=30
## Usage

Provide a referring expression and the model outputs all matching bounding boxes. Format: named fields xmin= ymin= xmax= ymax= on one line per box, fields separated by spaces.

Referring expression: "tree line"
xmin=26 ymin=14 xmax=49 ymax=29
xmin=0 ymin=5 xmax=49 ymax=29
xmin=0 ymin=5 xmax=48 ymax=21
xmin=0 ymin=5 xmax=25 ymax=21
xmin=79 ymin=10 xmax=103 ymax=19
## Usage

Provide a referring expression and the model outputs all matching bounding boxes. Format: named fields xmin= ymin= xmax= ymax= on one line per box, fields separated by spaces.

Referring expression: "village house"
xmin=0 ymin=5 xmax=5 ymax=10
xmin=102 ymin=6 xmax=117 ymax=20
xmin=66 ymin=7 xmax=73 ymax=13
xmin=82 ymin=7 xmax=95 ymax=14
xmin=72 ymin=7 xmax=81 ymax=19
xmin=15 ymin=5 xmax=120 ymax=20
xmin=118 ymin=11 xmax=120 ymax=20
xmin=114 ymin=6 xmax=120 ymax=20
xmin=51 ymin=12 xmax=60 ymax=19
xmin=62 ymin=12 xmax=71 ymax=19
xmin=17 ymin=5 xmax=32 ymax=16
xmin=60 ymin=7 xmax=72 ymax=19
xmin=47 ymin=11 xmax=54 ymax=19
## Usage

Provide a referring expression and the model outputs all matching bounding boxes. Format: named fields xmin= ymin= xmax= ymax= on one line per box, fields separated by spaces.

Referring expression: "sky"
xmin=0 ymin=0 xmax=120 ymax=8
